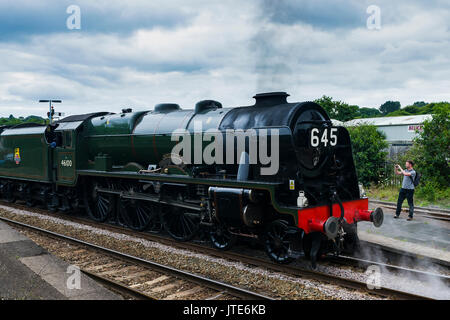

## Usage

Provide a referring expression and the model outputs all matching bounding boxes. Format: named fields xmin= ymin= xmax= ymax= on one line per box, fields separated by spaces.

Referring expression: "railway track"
xmin=327 ymin=254 xmax=450 ymax=287
xmin=369 ymin=200 xmax=450 ymax=221
xmin=359 ymin=240 xmax=450 ymax=269
xmin=0 ymin=201 xmax=436 ymax=300
xmin=0 ymin=216 xmax=272 ymax=300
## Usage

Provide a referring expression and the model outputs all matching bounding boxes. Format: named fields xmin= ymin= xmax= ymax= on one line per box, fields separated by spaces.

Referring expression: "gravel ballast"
xmin=0 ymin=205 xmax=382 ymax=300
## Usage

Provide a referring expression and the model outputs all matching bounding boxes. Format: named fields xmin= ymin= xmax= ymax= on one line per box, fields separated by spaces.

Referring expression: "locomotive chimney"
xmin=253 ymin=92 xmax=289 ymax=107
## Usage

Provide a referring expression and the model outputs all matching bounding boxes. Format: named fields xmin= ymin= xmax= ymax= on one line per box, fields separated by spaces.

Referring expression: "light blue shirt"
xmin=402 ymin=169 xmax=416 ymax=190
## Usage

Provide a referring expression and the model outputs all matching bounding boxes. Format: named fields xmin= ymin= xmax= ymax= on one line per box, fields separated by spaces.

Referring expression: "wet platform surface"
xmin=359 ymin=203 xmax=450 ymax=264
xmin=0 ymin=220 xmax=122 ymax=300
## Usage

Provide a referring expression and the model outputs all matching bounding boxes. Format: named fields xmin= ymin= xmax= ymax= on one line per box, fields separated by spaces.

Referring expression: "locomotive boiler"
xmin=0 ymin=92 xmax=384 ymax=267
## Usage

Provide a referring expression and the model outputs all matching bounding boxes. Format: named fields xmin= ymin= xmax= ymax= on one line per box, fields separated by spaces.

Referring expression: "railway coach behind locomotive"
xmin=0 ymin=92 xmax=383 ymax=267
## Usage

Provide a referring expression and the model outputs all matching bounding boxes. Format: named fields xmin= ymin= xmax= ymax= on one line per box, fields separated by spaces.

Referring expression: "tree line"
xmin=314 ymin=95 xmax=450 ymax=122
xmin=0 ymin=114 xmax=46 ymax=127
xmin=2 ymin=96 xmax=448 ymax=125
xmin=347 ymin=105 xmax=449 ymax=198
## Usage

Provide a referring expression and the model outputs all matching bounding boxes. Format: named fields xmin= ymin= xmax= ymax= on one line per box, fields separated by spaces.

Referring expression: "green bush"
xmin=347 ymin=124 xmax=388 ymax=186
xmin=380 ymin=101 xmax=401 ymax=114
xmin=415 ymin=181 xmax=438 ymax=202
xmin=405 ymin=105 xmax=449 ymax=188
xmin=314 ymin=96 xmax=359 ymax=121
xmin=0 ymin=115 xmax=46 ymax=126
xmin=358 ymin=107 xmax=381 ymax=118
xmin=385 ymin=109 xmax=411 ymax=117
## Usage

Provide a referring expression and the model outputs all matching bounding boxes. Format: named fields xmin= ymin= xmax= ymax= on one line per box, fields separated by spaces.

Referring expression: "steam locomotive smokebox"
xmin=208 ymin=187 xmax=263 ymax=227
xmin=94 ymin=154 xmax=112 ymax=172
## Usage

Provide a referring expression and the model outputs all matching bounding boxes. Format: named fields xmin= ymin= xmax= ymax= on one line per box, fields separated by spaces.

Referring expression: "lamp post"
xmin=39 ymin=100 xmax=62 ymax=124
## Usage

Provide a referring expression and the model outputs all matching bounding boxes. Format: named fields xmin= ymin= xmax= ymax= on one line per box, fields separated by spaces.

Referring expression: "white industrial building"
xmin=344 ymin=114 xmax=432 ymax=158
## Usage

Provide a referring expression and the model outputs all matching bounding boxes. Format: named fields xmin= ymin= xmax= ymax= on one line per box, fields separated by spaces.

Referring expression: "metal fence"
xmin=379 ymin=160 xmax=403 ymax=186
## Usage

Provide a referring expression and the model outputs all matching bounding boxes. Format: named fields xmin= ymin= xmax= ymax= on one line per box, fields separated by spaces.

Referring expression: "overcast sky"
xmin=0 ymin=0 xmax=449 ymax=117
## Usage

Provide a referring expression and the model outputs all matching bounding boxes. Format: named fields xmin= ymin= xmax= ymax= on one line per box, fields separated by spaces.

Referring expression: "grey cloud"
xmin=7 ymin=78 xmax=81 ymax=101
xmin=260 ymin=0 xmax=450 ymax=29
xmin=260 ymin=0 xmax=367 ymax=29
xmin=0 ymin=0 xmax=193 ymax=41
xmin=0 ymin=0 xmax=449 ymax=118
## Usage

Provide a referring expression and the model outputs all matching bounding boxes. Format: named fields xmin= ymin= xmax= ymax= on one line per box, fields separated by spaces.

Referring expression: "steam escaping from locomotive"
xmin=252 ymin=0 xmax=295 ymax=93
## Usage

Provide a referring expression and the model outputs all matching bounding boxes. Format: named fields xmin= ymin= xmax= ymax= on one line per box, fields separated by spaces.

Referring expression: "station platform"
xmin=359 ymin=203 xmax=450 ymax=265
xmin=0 ymin=220 xmax=122 ymax=300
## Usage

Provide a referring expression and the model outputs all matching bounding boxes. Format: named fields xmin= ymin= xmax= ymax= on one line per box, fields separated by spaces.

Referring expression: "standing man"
xmin=394 ymin=160 xmax=416 ymax=221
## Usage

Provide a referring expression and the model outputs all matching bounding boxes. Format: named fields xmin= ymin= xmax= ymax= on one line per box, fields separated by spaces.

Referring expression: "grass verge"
xmin=367 ymin=185 xmax=450 ymax=209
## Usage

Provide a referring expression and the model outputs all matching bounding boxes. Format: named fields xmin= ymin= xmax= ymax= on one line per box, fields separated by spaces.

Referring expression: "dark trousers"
xmin=396 ymin=188 xmax=414 ymax=218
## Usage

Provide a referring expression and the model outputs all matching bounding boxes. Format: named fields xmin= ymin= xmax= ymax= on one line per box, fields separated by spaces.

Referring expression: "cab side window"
xmin=63 ymin=131 xmax=72 ymax=148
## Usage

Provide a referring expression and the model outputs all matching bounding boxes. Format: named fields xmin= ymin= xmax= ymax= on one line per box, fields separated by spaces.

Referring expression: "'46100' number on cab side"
xmin=61 ymin=159 xmax=73 ymax=167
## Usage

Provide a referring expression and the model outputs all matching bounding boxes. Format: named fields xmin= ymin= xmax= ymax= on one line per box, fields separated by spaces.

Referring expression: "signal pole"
xmin=39 ymin=99 xmax=62 ymax=124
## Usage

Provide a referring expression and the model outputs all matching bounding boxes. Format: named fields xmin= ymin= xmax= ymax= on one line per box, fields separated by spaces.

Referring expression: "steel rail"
xmin=0 ymin=216 xmax=273 ymax=301
xmin=80 ymin=270 xmax=157 ymax=300
xmin=369 ymin=200 xmax=450 ymax=221
xmin=0 ymin=202 xmax=435 ymax=300
xmin=194 ymin=248 xmax=434 ymax=300
xmin=370 ymin=199 xmax=450 ymax=214
xmin=328 ymin=254 xmax=450 ymax=286
xmin=359 ymin=240 xmax=450 ymax=269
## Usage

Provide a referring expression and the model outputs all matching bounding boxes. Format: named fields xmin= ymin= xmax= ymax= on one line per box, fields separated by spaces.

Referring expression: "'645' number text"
xmin=310 ymin=128 xmax=338 ymax=147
